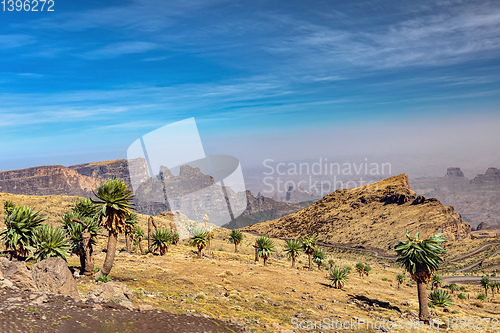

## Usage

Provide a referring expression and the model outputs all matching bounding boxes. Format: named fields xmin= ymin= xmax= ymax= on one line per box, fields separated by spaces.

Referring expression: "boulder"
xmin=476 ymin=222 xmax=489 ymax=231
xmin=0 ymin=258 xmax=36 ymax=290
xmin=85 ymin=282 xmax=135 ymax=309
xmin=31 ymin=257 xmax=79 ymax=299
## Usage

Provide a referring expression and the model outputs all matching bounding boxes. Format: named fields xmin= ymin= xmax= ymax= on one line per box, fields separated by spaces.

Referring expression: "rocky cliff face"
xmin=0 ymin=166 xmax=101 ymax=197
xmin=242 ymin=174 xmax=471 ymax=252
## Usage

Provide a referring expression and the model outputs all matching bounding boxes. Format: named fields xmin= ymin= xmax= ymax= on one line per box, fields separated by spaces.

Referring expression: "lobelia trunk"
xmin=291 ymin=256 xmax=296 ymax=269
xmin=198 ymin=247 xmax=203 ymax=259
xmin=100 ymin=231 xmax=118 ymax=276
xmin=308 ymin=253 xmax=313 ymax=270
xmin=81 ymin=228 xmax=94 ymax=275
xmin=125 ymin=232 xmax=132 ymax=254
xmin=138 ymin=238 xmax=144 ymax=253
xmin=235 ymin=243 xmax=238 ymax=253
xmin=263 ymin=256 xmax=268 ymax=266
xmin=417 ymin=281 xmax=431 ymax=323
xmin=148 ymin=216 xmax=153 ymax=252
xmin=254 ymin=247 xmax=259 ymax=262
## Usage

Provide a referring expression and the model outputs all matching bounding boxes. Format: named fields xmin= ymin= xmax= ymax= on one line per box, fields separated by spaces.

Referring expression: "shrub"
xmin=328 ymin=266 xmax=349 ymax=289
xmin=151 ymin=228 xmax=173 ymax=255
xmin=382 ymin=277 xmax=388 ymax=282
xmin=31 ymin=224 xmax=70 ymax=262
xmin=97 ymin=275 xmax=111 ymax=283
xmin=355 ymin=263 xmax=365 ymax=277
xmin=457 ymin=293 xmax=466 ymax=300
xmin=477 ymin=293 xmax=486 ymax=301
xmin=0 ymin=206 xmax=46 ymax=258
xmin=428 ymin=289 xmax=452 ymax=307
xmin=312 ymin=248 xmax=326 ymax=270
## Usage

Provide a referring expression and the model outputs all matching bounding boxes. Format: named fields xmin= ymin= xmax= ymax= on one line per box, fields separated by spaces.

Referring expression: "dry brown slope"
xmin=242 ymin=174 xmax=471 ymax=252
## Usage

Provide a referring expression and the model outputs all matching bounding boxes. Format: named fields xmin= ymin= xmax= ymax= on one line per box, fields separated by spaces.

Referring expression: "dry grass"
xmin=2 ymin=192 xmax=500 ymax=332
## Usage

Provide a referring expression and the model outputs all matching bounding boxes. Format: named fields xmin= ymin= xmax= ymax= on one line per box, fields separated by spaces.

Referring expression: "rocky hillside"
xmin=242 ymin=174 xmax=471 ymax=252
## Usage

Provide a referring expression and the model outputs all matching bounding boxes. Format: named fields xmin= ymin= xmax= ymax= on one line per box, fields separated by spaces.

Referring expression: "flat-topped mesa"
xmin=445 ymin=167 xmax=464 ymax=178
xmin=242 ymin=174 xmax=471 ymax=252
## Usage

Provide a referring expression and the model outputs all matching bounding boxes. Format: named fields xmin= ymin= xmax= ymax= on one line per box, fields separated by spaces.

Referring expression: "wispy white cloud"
xmin=82 ymin=41 xmax=160 ymax=59
xmin=0 ymin=34 xmax=34 ymax=48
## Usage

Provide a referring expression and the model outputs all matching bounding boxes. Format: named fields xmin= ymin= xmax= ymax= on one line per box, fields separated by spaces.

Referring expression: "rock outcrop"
xmin=472 ymin=168 xmax=500 ymax=185
xmin=242 ymin=174 xmax=471 ymax=252
xmin=85 ymin=282 xmax=135 ymax=310
xmin=0 ymin=258 xmax=37 ymax=290
xmin=31 ymin=257 xmax=79 ymax=299
xmin=476 ymin=222 xmax=489 ymax=231
xmin=445 ymin=167 xmax=464 ymax=178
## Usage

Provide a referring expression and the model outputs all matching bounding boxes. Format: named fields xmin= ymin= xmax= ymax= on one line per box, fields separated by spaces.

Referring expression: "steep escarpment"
xmin=242 ymin=174 xmax=471 ymax=252
xmin=0 ymin=166 xmax=101 ymax=197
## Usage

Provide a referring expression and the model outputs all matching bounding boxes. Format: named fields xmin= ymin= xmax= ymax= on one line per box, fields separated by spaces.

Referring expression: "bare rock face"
xmin=472 ymin=168 xmax=500 ymax=185
xmin=85 ymin=282 xmax=135 ymax=310
xmin=0 ymin=166 xmax=101 ymax=196
xmin=0 ymin=258 xmax=37 ymax=290
xmin=31 ymin=258 xmax=79 ymax=299
xmin=242 ymin=174 xmax=471 ymax=252
xmin=476 ymin=222 xmax=489 ymax=231
xmin=445 ymin=167 xmax=464 ymax=178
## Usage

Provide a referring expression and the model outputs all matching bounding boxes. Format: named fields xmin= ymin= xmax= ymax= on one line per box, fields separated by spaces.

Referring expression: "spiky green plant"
xmin=477 ymin=293 xmax=486 ymax=301
xmin=363 ymin=264 xmax=372 ymax=276
xmin=328 ymin=266 xmax=349 ymax=289
xmin=355 ymin=262 xmax=365 ymax=277
xmin=31 ymin=225 xmax=70 ymax=262
xmin=151 ymin=228 xmax=173 ymax=255
xmin=394 ymin=231 xmax=446 ymax=323
xmin=190 ymin=229 xmax=208 ymax=259
xmin=228 ymin=230 xmax=244 ymax=253
xmin=172 ymin=232 xmax=180 ymax=245
xmin=283 ymin=239 xmax=302 ymax=269
xmin=431 ymin=274 xmax=442 ymax=290
xmin=92 ymin=178 xmax=135 ymax=277
xmin=312 ymin=248 xmax=326 ymax=270
xmin=480 ymin=276 xmax=490 ymax=296
xmin=255 ymin=236 xmax=276 ymax=266
xmin=429 ymin=289 xmax=452 ymax=307
xmin=0 ymin=206 xmax=46 ymax=259
xmin=448 ymin=283 xmax=457 ymax=294
xmin=301 ymin=235 xmax=318 ymax=270
xmin=457 ymin=293 xmax=466 ymax=300
xmin=61 ymin=209 xmax=100 ymax=275
xmin=328 ymin=259 xmax=335 ymax=270
xmin=73 ymin=198 xmax=98 ymax=218
xmin=131 ymin=225 xmax=145 ymax=253
xmin=124 ymin=213 xmax=139 ymax=254
xmin=397 ymin=273 xmax=405 ymax=289
xmin=3 ymin=200 xmax=16 ymax=220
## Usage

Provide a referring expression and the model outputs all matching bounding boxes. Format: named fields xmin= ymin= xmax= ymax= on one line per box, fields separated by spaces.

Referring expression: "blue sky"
xmin=1 ymin=0 xmax=500 ymax=175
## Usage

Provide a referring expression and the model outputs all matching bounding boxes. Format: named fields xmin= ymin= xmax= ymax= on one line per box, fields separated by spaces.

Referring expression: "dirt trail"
xmin=449 ymin=242 xmax=500 ymax=263
xmin=442 ymin=276 xmax=500 ymax=285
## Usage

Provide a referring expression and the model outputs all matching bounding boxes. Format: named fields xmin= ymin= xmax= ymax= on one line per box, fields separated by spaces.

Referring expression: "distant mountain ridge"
xmin=0 ymin=159 xmax=305 ymax=225
xmin=411 ymin=167 xmax=500 ymax=229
